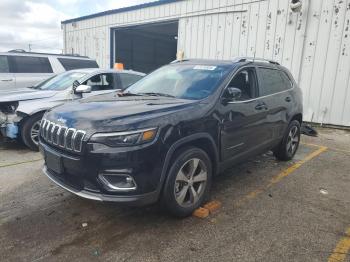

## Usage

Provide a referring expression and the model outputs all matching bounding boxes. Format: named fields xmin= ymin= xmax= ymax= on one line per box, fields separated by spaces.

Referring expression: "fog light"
xmin=98 ymin=172 xmax=137 ymax=192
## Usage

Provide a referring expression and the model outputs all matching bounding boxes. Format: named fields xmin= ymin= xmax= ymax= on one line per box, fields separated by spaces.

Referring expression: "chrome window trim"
xmin=227 ymin=88 xmax=294 ymax=104
xmin=221 ymin=65 xmax=295 ymax=105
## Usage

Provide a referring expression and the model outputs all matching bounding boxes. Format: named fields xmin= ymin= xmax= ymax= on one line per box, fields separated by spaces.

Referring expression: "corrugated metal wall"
xmin=63 ymin=0 xmax=350 ymax=127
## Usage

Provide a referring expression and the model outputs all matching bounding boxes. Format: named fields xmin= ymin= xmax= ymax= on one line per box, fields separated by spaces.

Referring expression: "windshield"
xmin=125 ymin=64 xmax=232 ymax=100
xmin=34 ymin=71 xmax=88 ymax=91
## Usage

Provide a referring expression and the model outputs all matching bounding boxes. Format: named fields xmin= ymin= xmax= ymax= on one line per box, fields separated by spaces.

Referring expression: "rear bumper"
xmin=43 ymin=165 xmax=159 ymax=205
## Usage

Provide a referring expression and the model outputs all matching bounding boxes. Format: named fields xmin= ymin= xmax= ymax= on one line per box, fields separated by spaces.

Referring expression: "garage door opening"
xmin=112 ymin=21 xmax=178 ymax=74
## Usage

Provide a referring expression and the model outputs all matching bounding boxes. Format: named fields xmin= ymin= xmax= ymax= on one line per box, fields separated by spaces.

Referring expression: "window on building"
xmin=9 ymin=56 xmax=53 ymax=73
xmin=58 ymin=58 xmax=99 ymax=71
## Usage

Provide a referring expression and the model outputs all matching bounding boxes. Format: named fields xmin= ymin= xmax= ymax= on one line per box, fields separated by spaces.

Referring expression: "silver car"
xmin=0 ymin=50 xmax=99 ymax=91
xmin=0 ymin=68 xmax=145 ymax=150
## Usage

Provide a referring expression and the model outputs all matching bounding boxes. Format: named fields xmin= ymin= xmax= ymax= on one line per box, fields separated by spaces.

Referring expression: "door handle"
xmin=255 ymin=102 xmax=268 ymax=111
xmin=285 ymin=97 xmax=292 ymax=102
xmin=1 ymin=79 xmax=13 ymax=82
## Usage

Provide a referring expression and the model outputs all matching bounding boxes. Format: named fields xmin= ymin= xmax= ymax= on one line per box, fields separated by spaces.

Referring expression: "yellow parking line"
xmin=0 ymin=158 xmax=43 ymax=169
xmin=235 ymin=145 xmax=328 ymax=207
xmin=302 ymin=142 xmax=350 ymax=154
xmin=328 ymin=228 xmax=350 ymax=262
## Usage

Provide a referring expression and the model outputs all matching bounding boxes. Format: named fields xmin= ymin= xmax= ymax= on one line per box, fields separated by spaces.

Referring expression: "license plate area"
xmin=45 ymin=148 xmax=63 ymax=174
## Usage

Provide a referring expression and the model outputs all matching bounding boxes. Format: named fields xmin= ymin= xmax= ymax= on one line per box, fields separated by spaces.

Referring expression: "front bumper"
xmin=0 ymin=122 xmax=19 ymax=139
xmin=43 ymin=165 xmax=159 ymax=205
xmin=39 ymin=139 xmax=165 ymax=206
xmin=0 ymin=113 xmax=21 ymax=139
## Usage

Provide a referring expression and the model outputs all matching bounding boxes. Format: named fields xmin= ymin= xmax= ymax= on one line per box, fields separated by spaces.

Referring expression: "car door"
xmin=255 ymin=67 xmax=293 ymax=143
xmin=0 ymin=55 xmax=16 ymax=91
xmin=219 ymin=67 xmax=271 ymax=162
xmin=80 ymin=73 xmax=119 ymax=98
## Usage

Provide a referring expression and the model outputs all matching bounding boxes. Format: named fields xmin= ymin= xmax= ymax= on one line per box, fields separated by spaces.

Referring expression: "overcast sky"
xmin=0 ymin=0 xmax=153 ymax=53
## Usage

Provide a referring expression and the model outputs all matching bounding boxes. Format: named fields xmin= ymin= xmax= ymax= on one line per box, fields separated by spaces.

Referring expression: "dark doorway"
xmin=112 ymin=21 xmax=178 ymax=73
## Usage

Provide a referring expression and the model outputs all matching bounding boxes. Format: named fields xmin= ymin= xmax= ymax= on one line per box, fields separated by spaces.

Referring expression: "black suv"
xmin=39 ymin=58 xmax=303 ymax=217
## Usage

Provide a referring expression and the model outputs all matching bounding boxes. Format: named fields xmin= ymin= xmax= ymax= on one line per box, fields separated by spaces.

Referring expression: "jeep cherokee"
xmin=39 ymin=58 xmax=303 ymax=217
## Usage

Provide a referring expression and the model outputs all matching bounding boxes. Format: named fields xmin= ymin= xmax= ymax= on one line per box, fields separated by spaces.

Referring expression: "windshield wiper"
xmin=138 ymin=92 xmax=176 ymax=98
xmin=117 ymin=92 xmax=142 ymax=97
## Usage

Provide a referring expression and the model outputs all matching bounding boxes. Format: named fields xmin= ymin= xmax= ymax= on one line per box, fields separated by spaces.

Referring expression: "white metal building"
xmin=62 ymin=0 xmax=350 ymax=127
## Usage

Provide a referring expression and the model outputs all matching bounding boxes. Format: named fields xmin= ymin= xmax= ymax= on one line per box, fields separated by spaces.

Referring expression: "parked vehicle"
xmin=39 ymin=58 xmax=303 ymax=217
xmin=0 ymin=68 xmax=145 ymax=150
xmin=0 ymin=50 xmax=99 ymax=91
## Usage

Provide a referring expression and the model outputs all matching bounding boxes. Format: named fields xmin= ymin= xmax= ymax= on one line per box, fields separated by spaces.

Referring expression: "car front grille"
xmin=40 ymin=119 xmax=86 ymax=153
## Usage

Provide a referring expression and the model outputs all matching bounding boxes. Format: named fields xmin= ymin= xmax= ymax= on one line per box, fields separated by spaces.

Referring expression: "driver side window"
xmin=226 ymin=68 xmax=256 ymax=101
xmin=83 ymin=73 xmax=114 ymax=91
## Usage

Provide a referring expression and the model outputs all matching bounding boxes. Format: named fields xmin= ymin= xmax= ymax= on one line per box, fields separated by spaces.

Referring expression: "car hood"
xmin=0 ymin=88 xmax=58 ymax=102
xmin=45 ymin=93 xmax=204 ymax=135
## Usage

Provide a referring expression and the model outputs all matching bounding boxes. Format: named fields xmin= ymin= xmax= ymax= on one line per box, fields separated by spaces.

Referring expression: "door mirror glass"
xmin=223 ymin=87 xmax=242 ymax=102
xmin=75 ymin=84 xmax=92 ymax=94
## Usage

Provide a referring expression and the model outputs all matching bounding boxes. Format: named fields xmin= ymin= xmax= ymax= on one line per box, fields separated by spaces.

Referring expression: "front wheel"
xmin=21 ymin=113 xmax=44 ymax=151
xmin=273 ymin=120 xmax=301 ymax=161
xmin=161 ymin=147 xmax=212 ymax=217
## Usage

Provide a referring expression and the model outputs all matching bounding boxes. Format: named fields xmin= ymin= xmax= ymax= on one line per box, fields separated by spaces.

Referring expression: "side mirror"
xmin=73 ymin=80 xmax=80 ymax=89
xmin=222 ymin=87 xmax=242 ymax=103
xmin=75 ymin=85 xmax=92 ymax=94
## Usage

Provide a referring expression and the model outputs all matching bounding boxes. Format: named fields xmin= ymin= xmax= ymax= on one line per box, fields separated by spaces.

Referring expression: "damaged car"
xmin=39 ymin=58 xmax=303 ymax=217
xmin=0 ymin=69 xmax=145 ymax=150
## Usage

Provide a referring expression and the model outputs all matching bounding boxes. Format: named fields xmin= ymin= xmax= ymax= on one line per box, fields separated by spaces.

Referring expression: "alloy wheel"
xmin=30 ymin=120 xmax=41 ymax=146
xmin=287 ymin=126 xmax=299 ymax=155
xmin=174 ymin=158 xmax=208 ymax=208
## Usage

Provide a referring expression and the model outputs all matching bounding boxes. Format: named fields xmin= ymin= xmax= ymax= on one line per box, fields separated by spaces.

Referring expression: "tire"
xmin=21 ymin=113 xmax=44 ymax=151
xmin=273 ymin=120 xmax=301 ymax=161
xmin=161 ymin=147 xmax=212 ymax=217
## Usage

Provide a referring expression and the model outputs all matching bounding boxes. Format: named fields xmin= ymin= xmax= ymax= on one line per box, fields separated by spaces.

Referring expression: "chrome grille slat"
xmin=39 ymin=119 xmax=86 ymax=153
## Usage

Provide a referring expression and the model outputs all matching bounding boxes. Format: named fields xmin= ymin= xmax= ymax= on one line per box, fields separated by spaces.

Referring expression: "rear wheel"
xmin=162 ymin=147 xmax=212 ymax=217
xmin=21 ymin=113 xmax=44 ymax=151
xmin=273 ymin=120 xmax=301 ymax=161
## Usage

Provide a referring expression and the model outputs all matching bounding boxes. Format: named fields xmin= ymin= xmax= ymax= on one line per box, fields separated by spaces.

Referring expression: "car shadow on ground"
xmin=0 ymin=138 xmax=29 ymax=151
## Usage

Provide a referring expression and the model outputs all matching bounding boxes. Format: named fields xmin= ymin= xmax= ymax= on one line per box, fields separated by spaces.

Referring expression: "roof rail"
xmin=170 ymin=59 xmax=190 ymax=64
xmin=7 ymin=49 xmax=89 ymax=58
xmin=233 ymin=57 xmax=280 ymax=65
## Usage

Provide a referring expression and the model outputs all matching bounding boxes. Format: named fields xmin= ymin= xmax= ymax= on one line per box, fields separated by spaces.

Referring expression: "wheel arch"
xmin=291 ymin=113 xmax=303 ymax=125
xmin=158 ymin=133 xmax=219 ymax=194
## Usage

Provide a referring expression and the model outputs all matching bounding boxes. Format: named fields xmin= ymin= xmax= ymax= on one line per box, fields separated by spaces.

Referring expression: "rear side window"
xmin=58 ymin=58 xmax=99 ymax=71
xmin=10 ymin=56 xmax=53 ymax=73
xmin=280 ymin=71 xmax=293 ymax=90
xmin=119 ymin=73 xmax=143 ymax=89
xmin=257 ymin=68 xmax=290 ymax=96
xmin=0 ymin=56 xmax=9 ymax=73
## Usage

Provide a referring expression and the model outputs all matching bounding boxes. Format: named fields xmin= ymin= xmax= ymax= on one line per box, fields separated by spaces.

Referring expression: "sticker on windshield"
xmin=193 ymin=65 xmax=217 ymax=71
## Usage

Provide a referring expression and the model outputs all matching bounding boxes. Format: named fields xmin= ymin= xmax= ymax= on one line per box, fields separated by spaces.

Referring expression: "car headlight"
xmin=90 ymin=127 xmax=158 ymax=147
xmin=1 ymin=102 xmax=19 ymax=114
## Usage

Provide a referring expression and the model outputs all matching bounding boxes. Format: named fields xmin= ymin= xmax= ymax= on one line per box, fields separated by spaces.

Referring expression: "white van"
xmin=0 ymin=50 xmax=99 ymax=91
